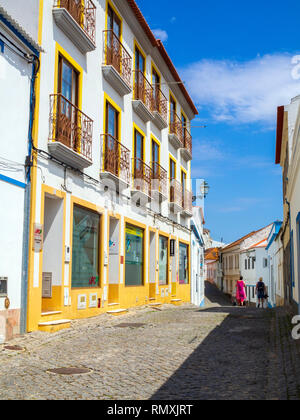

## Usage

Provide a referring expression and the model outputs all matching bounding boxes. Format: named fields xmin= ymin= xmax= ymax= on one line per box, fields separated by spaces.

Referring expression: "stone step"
xmin=148 ymin=302 xmax=162 ymax=307
xmin=38 ymin=319 xmax=71 ymax=333
xmin=41 ymin=311 xmax=62 ymax=317
xmin=107 ymin=309 xmax=128 ymax=316
xmin=171 ymin=299 xmax=182 ymax=306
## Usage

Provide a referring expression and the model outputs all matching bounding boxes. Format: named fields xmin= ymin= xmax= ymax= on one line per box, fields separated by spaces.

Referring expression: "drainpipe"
xmin=20 ymin=55 xmax=40 ymax=335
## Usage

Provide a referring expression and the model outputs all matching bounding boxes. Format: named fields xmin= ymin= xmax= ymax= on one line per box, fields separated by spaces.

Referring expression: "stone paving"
xmin=0 ymin=282 xmax=300 ymax=400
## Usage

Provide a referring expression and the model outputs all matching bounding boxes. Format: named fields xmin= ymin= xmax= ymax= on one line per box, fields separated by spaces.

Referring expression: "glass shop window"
xmin=125 ymin=224 xmax=144 ymax=286
xmin=71 ymin=205 xmax=100 ymax=288
xmin=159 ymin=236 xmax=168 ymax=286
xmin=179 ymin=243 xmax=189 ymax=285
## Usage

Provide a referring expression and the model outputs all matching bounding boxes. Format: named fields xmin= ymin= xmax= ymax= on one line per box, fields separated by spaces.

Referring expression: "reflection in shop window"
xmin=179 ymin=243 xmax=189 ymax=285
xmin=71 ymin=205 xmax=100 ymax=288
xmin=159 ymin=236 xmax=168 ymax=285
xmin=125 ymin=224 xmax=144 ymax=286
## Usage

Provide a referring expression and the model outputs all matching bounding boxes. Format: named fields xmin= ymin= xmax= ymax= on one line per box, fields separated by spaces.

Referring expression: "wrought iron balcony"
xmin=152 ymin=87 xmax=168 ymax=130
xmin=53 ymin=0 xmax=96 ymax=53
xmin=181 ymin=127 xmax=193 ymax=161
xmin=131 ymin=158 xmax=152 ymax=203
xmin=102 ymin=30 xmax=132 ymax=95
xmin=169 ymin=179 xmax=183 ymax=213
xmin=100 ymin=134 xmax=131 ymax=191
xmin=132 ymin=70 xmax=155 ymax=122
xmin=169 ymin=113 xmax=184 ymax=149
xmin=48 ymin=93 xmax=93 ymax=169
xmin=182 ymin=188 xmax=193 ymax=217
xmin=151 ymin=162 xmax=168 ymax=202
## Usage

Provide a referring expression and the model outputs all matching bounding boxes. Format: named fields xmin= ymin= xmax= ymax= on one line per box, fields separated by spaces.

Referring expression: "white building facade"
xmin=25 ymin=0 xmax=198 ymax=332
xmin=0 ymin=2 xmax=42 ymax=342
xmin=266 ymin=221 xmax=284 ymax=308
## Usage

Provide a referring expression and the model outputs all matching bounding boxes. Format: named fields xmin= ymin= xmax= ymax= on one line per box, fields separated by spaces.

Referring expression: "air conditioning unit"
xmin=0 ymin=277 xmax=8 ymax=297
xmin=89 ymin=293 xmax=98 ymax=308
xmin=77 ymin=294 xmax=87 ymax=310
xmin=42 ymin=273 xmax=52 ymax=298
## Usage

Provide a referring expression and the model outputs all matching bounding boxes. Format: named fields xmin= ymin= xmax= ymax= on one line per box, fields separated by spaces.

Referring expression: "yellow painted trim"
xmin=151 ymin=61 xmax=161 ymax=87
xmin=106 ymin=0 xmax=123 ymax=40
xmin=169 ymin=154 xmax=177 ymax=180
xmin=103 ymin=92 xmax=122 ymax=171
xmin=54 ymin=43 xmax=83 ymax=110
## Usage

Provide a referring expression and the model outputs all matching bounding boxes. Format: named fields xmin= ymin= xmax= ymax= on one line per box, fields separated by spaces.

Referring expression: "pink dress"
xmin=236 ymin=281 xmax=246 ymax=303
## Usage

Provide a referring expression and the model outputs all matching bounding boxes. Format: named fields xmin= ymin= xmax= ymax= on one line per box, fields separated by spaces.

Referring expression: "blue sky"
xmin=137 ymin=0 xmax=300 ymax=244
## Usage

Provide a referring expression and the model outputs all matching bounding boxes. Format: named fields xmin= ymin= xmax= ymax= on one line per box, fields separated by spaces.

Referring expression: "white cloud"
xmin=181 ymin=53 xmax=300 ymax=126
xmin=152 ymin=29 xmax=168 ymax=42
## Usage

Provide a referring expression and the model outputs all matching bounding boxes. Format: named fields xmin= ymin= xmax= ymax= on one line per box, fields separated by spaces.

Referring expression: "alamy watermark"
xmin=292 ymin=316 xmax=300 ymax=340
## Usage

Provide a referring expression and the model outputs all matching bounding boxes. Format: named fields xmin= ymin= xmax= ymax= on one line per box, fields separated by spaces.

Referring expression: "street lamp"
xmin=193 ymin=180 xmax=210 ymax=202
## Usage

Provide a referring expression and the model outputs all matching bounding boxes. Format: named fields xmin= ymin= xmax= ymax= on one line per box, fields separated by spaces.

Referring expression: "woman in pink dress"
xmin=236 ymin=276 xmax=247 ymax=306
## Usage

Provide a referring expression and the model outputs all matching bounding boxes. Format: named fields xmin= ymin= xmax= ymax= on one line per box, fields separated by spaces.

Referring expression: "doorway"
xmin=42 ymin=195 xmax=64 ymax=313
xmin=108 ymin=217 xmax=120 ymax=304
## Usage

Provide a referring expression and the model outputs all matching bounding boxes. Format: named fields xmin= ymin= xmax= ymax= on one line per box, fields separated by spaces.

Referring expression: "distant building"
xmin=266 ymin=221 xmax=284 ymax=308
xmin=221 ymin=224 xmax=272 ymax=299
xmin=276 ymin=97 xmax=300 ymax=310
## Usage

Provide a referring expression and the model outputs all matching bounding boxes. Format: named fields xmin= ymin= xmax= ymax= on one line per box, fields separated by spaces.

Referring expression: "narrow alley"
xmin=0 ymin=283 xmax=299 ymax=400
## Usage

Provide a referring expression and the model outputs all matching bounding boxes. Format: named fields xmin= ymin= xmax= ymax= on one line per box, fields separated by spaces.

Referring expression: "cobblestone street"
xmin=0 ymin=283 xmax=300 ymax=400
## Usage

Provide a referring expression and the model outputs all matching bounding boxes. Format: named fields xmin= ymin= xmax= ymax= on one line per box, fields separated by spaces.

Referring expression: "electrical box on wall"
xmin=0 ymin=277 xmax=8 ymax=296
xmin=42 ymin=273 xmax=52 ymax=298
xmin=89 ymin=293 xmax=97 ymax=308
xmin=65 ymin=246 xmax=71 ymax=263
xmin=78 ymin=294 xmax=87 ymax=310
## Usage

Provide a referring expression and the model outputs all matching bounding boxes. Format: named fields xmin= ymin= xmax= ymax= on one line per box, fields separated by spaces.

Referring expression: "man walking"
xmin=256 ymin=277 xmax=266 ymax=308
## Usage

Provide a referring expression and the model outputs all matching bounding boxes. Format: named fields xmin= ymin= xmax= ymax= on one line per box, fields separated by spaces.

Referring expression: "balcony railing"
xmin=49 ymin=93 xmax=93 ymax=162
xmin=54 ymin=0 xmax=96 ymax=44
xmin=182 ymin=188 xmax=193 ymax=214
xmin=101 ymin=134 xmax=130 ymax=185
xmin=151 ymin=162 xmax=167 ymax=198
xmin=103 ymin=30 xmax=132 ymax=88
xmin=170 ymin=179 xmax=183 ymax=209
xmin=169 ymin=113 xmax=184 ymax=145
xmin=134 ymin=70 xmax=154 ymax=113
xmin=132 ymin=158 xmax=152 ymax=198
xmin=152 ymin=87 xmax=168 ymax=124
xmin=182 ymin=128 xmax=192 ymax=157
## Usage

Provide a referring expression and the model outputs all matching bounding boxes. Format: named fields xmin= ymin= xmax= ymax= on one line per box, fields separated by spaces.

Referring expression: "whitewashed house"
xmin=266 ymin=221 xmax=284 ymax=308
xmin=0 ymin=1 xmax=42 ymax=342
xmin=24 ymin=0 xmax=198 ymax=333
xmin=239 ymin=224 xmax=273 ymax=305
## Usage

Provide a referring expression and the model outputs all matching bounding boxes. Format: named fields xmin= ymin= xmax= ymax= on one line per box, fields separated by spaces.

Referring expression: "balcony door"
xmin=135 ymin=46 xmax=145 ymax=100
xmin=170 ymin=96 xmax=176 ymax=131
xmin=57 ymin=55 xmax=79 ymax=150
xmin=181 ymin=170 xmax=187 ymax=207
xmin=107 ymin=5 xmax=121 ymax=71
xmin=152 ymin=139 xmax=160 ymax=179
xmin=134 ymin=129 xmax=144 ymax=185
xmin=152 ymin=68 xmax=160 ymax=112
xmin=170 ymin=158 xmax=176 ymax=202
xmin=181 ymin=113 xmax=187 ymax=143
xmin=105 ymin=102 xmax=119 ymax=177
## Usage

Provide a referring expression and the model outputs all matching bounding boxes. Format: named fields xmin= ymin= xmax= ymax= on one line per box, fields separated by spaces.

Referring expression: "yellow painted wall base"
xmin=38 ymin=321 xmax=71 ymax=333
